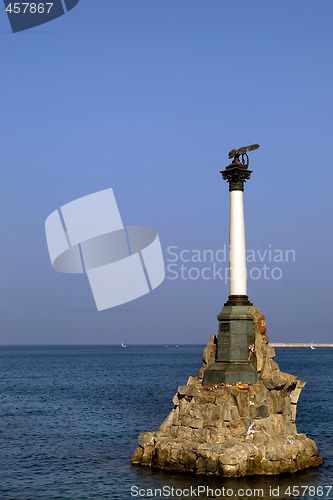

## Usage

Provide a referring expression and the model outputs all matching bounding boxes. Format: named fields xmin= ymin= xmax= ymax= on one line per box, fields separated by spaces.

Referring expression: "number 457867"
xmin=284 ymin=485 xmax=332 ymax=497
xmin=6 ymin=3 xmax=54 ymax=14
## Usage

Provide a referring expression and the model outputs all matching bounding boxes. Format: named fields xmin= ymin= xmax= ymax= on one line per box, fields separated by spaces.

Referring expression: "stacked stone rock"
xmin=131 ymin=307 xmax=322 ymax=476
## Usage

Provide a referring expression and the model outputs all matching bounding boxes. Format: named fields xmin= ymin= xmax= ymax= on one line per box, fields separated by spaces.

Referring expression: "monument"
xmin=131 ymin=146 xmax=322 ymax=476
xmin=203 ymin=144 xmax=259 ymax=385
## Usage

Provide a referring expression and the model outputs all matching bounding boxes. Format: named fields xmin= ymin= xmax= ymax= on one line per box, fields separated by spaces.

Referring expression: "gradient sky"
xmin=0 ymin=1 xmax=332 ymax=344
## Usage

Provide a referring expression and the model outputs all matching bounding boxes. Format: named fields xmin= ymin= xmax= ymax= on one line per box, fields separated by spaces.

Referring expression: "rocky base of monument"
xmin=131 ymin=307 xmax=323 ymax=477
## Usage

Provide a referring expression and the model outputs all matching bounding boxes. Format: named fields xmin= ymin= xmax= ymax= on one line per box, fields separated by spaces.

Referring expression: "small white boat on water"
xmin=121 ymin=342 xmax=127 ymax=348
xmin=310 ymin=340 xmax=316 ymax=350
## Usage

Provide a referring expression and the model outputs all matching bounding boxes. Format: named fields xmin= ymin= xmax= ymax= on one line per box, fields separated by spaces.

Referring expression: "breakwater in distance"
xmin=270 ymin=343 xmax=333 ymax=347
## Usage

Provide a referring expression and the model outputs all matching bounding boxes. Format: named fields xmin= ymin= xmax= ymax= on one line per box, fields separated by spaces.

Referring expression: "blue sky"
xmin=0 ymin=0 xmax=332 ymax=344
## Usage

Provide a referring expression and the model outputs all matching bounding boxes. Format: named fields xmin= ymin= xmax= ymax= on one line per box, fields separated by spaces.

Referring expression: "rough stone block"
xmin=191 ymin=427 xmax=209 ymax=443
xmin=177 ymin=426 xmax=193 ymax=440
xmin=254 ymin=417 xmax=274 ymax=435
xmin=154 ymin=445 xmax=170 ymax=467
xmin=290 ymin=380 xmax=306 ymax=404
xmin=305 ymin=437 xmax=321 ymax=456
xmin=261 ymin=459 xmax=283 ymax=474
xmin=131 ymin=447 xmax=143 ymax=464
xmin=202 ymin=333 xmax=217 ymax=367
xmin=178 ymin=450 xmax=197 ymax=469
xmin=252 ymin=431 xmax=269 ymax=445
xmin=159 ymin=410 xmax=175 ymax=433
xmin=219 ymin=463 xmax=239 ymax=477
xmin=220 ymin=437 xmax=239 ymax=449
xmin=194 ymin=402 xmax=216 ymax=420
xmin=172 ymin=394 xmax=179 ymax=406
xmin=228 ymin=419 xmax=247 ymax=438
xmin=271 ymin=414 xmax=285 ymax=435
xmin=188 ymin=404 xmax=203 ymax=420
xmin=271 ymin=371 xmax=290 ymax=388
xmin=222 ymin=404 xmax=231 ymax=421
xmin=253 ymin=384 xmax=268 ymax=406
xmin=202 ymin=418 xmax=220 ymax=429
xmin=255 ymin=350 xmax=264 ymax=372
xmin=179 ymin=398 xmax=191 ymax=415
xmin=178 ymin=385 xmax=202 ymax=398
xmin=197 ymin=366 xmax=205 ymax=380
xmin=266 ymin=345 xmax=276 ymax=359
xmin=206 ymin=455 xmax=218 ymax=473
xmin=215 ymin=391 xmax=229 ymax=405
xmin=183 ymin=417 xmax=204 ymax=429
xmin=170 ymin=448 xmax=179 ymax=463
xmin=269 ymin=390 xmax=284 ymax=414
xmin=255 ymin=404 xmax=269 ymax=419
xmin=285 ymin=443 xmax=298 ymax=460
xmin=170 ymin=425 xmax=178 ymax=439
xmin=283 ymin=396 xmax=291 ymax=416
xmin=265 ymin=439 xmax=286 ymax=461
xmin=208 ymin=426 xmax=230 ymax=443
xmin=280 ymin=380 xmax=297 ymax=397
xmin=219 ymin=445 xmax=247 ymax=465
xmin=235 ymin=392 xmax=250 ymax=417
xmin=196 ymin=457 xmax=206 ymax=474
xmin=138 ymin=432 xmax=155 ymax=448
xmin=284 ymin=417 xmax=296 ymax=434
xmin=141 ymin=445 xmax=154 ymax=465
xmin=170 ymin=407 xmax=180 ymax=426
xmin=196 ymin=392 xmax=216 ymax=404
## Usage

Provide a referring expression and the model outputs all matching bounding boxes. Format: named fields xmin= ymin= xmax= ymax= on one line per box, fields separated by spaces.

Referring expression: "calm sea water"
xmin=0 ymin=345 xmax=332 ymax=500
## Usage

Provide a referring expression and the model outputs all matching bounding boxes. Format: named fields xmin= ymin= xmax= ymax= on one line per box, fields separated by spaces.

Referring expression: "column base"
xmin=203 ymin=361 xmax=258 ymax=385
xmin=224 ymin=295 xmax=253 ymax=306
xmin=203 ymin=302 xmax=258 ymax=385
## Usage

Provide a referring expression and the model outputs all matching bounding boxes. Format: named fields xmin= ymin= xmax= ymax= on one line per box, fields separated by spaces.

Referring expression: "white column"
xmin=229 ymin=190 xmax=247 ymax=296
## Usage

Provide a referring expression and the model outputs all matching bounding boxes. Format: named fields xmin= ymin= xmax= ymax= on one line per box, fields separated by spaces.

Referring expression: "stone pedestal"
xmin=131 ymin=308 xmax=323 ymax=477
xmin=203 ymin=304 xmax=258 ymax=385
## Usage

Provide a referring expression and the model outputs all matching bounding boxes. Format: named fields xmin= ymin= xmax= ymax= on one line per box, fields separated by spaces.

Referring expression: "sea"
xmin=0 ymin=345 xmax=332 ymax=500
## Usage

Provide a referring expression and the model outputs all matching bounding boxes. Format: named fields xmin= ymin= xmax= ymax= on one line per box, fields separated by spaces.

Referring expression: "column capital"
xmin=221 ymin=160 xmax=252 ymax=191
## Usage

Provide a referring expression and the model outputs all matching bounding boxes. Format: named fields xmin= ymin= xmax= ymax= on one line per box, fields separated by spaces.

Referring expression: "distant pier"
xmin=270 ymin=343 xmax=333 ymax=347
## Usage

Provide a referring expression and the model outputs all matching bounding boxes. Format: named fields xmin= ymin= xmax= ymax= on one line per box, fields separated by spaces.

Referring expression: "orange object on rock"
xmin=258 ymin=314 xmax=267 ymax=335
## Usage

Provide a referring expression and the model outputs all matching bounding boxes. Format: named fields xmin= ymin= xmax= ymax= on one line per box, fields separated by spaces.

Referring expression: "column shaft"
xmin=229 ymin=190 xmax=247 ymax=296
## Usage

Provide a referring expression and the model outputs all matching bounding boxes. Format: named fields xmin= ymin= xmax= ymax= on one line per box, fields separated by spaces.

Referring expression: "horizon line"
xmin=0 ymin=343 xmax=332 ymax=347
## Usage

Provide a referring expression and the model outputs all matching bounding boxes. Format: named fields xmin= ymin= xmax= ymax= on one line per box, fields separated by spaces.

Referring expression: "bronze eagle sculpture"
xmin=228 ymin=144 xmax=260 ymax=168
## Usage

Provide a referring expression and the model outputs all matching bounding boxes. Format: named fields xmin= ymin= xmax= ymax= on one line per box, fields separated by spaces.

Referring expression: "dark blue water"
xmin=0 ymin=346 xmax=332 ymax=500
